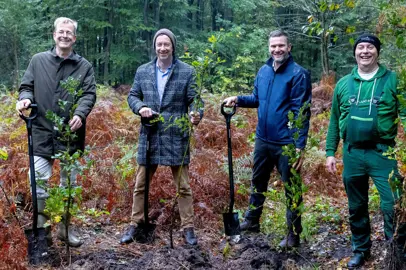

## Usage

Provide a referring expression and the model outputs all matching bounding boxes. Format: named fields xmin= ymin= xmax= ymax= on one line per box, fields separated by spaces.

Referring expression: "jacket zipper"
xmin=264 ymin=72 xmax=275 ymax=139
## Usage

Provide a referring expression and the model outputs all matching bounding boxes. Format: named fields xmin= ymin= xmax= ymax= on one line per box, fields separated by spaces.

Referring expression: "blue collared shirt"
xmin=156 ymin=62 xmax=172 ymax=103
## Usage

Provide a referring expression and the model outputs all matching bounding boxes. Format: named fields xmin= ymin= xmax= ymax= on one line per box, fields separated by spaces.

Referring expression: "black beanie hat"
xmin=353 ymin=33 xmax=381 ymax=56
xmin=153 ymin=28 xmax=177 ymax=56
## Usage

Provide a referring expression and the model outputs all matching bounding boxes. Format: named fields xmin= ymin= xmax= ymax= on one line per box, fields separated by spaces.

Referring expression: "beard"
xmin=273 ymin=53 xmax=289 ymax=63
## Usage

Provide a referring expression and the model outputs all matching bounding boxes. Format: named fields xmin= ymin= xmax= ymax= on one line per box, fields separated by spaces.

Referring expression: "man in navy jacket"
xmin=223 ymin=30 xmax=312 ymax=248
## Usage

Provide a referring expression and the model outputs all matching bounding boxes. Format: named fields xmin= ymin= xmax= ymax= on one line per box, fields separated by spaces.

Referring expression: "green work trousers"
xmin=343 ymin=143 xmax=401 ymax=253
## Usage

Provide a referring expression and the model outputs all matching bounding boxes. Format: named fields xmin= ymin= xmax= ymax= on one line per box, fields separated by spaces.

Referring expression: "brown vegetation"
xmin=0 ymin=82 xmax=349 ymax=268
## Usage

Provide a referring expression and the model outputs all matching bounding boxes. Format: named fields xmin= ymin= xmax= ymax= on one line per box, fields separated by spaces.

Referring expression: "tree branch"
xmin=284 ymin=30 xmax=321 ymax=40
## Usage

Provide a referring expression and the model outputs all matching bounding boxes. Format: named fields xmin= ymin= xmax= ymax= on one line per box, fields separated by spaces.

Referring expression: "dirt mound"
xmin=62 ymin=229 xmax=316 ymax=270
xmin=222 ymin=234 xmax=311 ymax=269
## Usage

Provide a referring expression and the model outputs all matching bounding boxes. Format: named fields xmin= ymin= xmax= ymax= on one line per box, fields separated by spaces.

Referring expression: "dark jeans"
xmin=245 ymin=138 xmax=303 ymax=234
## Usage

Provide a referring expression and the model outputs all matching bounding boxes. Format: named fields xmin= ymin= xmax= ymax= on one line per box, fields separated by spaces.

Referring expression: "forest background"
xmin=0 ymin=0 xmax=403 ymax=91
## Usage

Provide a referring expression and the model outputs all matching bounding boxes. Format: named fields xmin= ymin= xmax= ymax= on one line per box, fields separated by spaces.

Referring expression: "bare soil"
xmin=23 ymin=214 xmax=399 ymax=270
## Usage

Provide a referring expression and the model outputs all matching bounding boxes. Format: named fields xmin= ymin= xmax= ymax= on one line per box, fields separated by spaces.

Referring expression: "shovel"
xmin=20 ymin=104 xmax=48 ymax=265
xmin=136 ymin=112 xmax=159 ymax=243
xmin=221 ymin=103 xmax=240 ymax=237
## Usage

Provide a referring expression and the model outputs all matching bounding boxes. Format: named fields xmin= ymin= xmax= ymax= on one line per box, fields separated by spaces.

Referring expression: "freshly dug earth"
xmin=23 ymin=215 xmax=393 ymax=269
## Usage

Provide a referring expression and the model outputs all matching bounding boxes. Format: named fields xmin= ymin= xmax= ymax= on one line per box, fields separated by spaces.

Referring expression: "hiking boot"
xmin=347 ymin=251 xmax=370 ymax=269
xmin=184 ymin=227 xmax=198 ymax=245
xmin=240 ymin=219 xmax=260 ymax=232
xmin=120 ymin=225 xmax=141 ymax=244
xmin=57 ymin=215 xmax=83 ymax=247
xmin=279 ymin=232 xmax=300 ymax=249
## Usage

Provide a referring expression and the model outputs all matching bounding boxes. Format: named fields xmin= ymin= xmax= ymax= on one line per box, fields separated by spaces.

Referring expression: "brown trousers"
xmin=131 ymin=165 xmax=194 ymax=228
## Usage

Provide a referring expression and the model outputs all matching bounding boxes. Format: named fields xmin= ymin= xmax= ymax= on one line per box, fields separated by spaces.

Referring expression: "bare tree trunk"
xmin=98 ymin=35 xmax=102 ymax=77
xmin=312 ymin=44 xmax=318 ymax=68
xmin=103 ymin=0 xmax=114 ymax=85
xmin=218 ymin=0 xmax=225 ymax=26
xmin=228 ymin=3 xmax=233 ymax=23
xmin=188 ymin=0 xmax=194 ymax=30
xmin=154 ymin=0 xmax=160 ymax=29
xmin=196 ymin=0 xmax=204 ymax=30
xmin=143 ymin=0 xmax=148 ymax=26
xmin=85 ymin=39 xmax=89 ymax=63
xmin=321 ymin=36 xmax=330 ymax=74
xmin=210 ymin=0 xmax=217 ymax=31
xmin=143 ymin=0 xmax=153 ymax=58
xmin=13 ymin=34 xmax=19 ymax=91
xmin=320 ymin=15 xmax=330 ymax=75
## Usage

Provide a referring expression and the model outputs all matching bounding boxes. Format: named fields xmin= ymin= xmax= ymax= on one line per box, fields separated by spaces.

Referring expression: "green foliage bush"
xmin=184 ymin=25 xmax=267 ymax=94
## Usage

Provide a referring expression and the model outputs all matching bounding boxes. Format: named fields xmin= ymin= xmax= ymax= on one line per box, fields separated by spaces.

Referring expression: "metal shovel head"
xmin=25 ymin=228 xmax=48 ymax=265
xmin=134 ymin=222 xmax=156 ymax=243
xmin=223 ymin=212 xmax=240 ymax=236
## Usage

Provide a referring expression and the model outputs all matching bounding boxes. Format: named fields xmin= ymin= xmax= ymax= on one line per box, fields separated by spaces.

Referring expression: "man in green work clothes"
xmin=326 ymin=33 xmax=406 ymax=268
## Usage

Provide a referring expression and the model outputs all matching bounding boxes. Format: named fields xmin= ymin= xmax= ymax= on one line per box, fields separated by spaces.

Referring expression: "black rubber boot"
xmin=347 ymin=251 xmax=370 ymax=269
xmin=279 ymin=232 xmax=300 ymax=249
xmin=184 ymin=227 xmax=198 ymax=245
xmin=120 ymin=225 xmax=143 ymax=244
xmin=240 ymin=219 xmax=260 ymax=232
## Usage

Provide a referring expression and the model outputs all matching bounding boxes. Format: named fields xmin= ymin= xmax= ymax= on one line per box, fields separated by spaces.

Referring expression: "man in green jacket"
xmin=326 ymin=33 xmax=405 ymax=268
xmin=16 ymin=17 xmax=96 ymax=247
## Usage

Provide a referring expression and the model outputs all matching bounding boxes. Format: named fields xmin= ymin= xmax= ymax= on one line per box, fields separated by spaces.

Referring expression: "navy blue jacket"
xmin=237 ymin=55 xmax=312 ymax=149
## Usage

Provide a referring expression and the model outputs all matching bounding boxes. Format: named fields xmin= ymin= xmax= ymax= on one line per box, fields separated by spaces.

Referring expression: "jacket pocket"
xmin=257 ymin=75 xmax=270 ymax=100
xmin=267 ymin=112 xmax=289 ymax=141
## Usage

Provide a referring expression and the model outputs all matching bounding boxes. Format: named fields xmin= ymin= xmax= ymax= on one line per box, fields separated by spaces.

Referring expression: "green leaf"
xmin=401 ymin=17 xmax=406 ymax=26
xmin=208 ymin=35 xmax=217 ymax=43
xmin=0 ymin=148 xmax=8 ymax=160
xmin=345 ymin=26 xmax=356 ymax=34
xmin=396 ymin=35 xmax=405 ymax=48
xmin=344 ymin=0 xmax=355 ymax=8
xmin=319 ymin=1 xmax=328 ymax=12
xmin=316 ymin=28 xmax=324 ymax=36
xmin=301 ymin=25 xmax=309 ymax=34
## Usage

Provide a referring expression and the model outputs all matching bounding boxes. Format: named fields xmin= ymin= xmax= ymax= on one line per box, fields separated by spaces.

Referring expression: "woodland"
xmin=1 ymin=0 xmax=406 ymax=269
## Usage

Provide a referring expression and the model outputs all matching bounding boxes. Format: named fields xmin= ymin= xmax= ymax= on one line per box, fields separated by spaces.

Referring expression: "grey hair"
xmin=54 ymin=17 xmax=78 ymax=35
xmin=268 ymin=30 xmax=290 ymax=44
